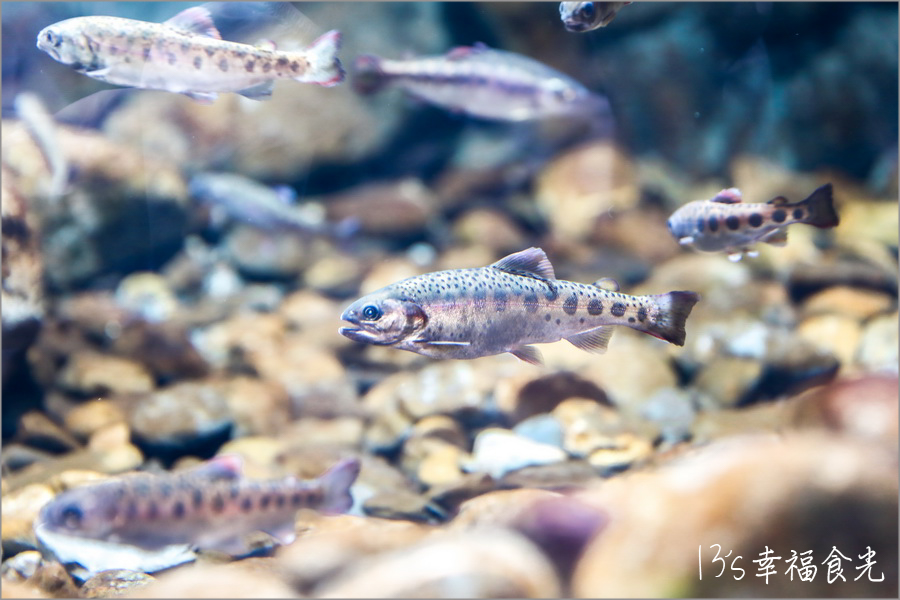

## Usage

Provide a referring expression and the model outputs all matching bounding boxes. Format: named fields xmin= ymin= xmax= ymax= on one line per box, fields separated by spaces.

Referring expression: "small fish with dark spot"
xmin=351 ymin=43 xmax=607 ymax=122
xmin=559 ymin=2 xmax=632 ymax=32
xmin=667 ymin=183 xmax=839 ymax=261
xmin=33 ymin=455 xmax=360 ymax=573
xmin=340 ymin=247 xmax=699 ymax=365
xmin=36 ymin=4 xmax=344 ymax=103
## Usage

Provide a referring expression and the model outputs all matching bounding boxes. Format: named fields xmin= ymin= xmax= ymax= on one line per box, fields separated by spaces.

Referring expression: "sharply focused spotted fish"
xmin=36 ymin=4 xmax=344 ymax=103
xmin=34 ymin=456 xmax=360 ymax=573
xmin=340 ymin=247 xmax=699 ymax=365
xmin=559 ymin=2 xmax=632 ymax=32
xmin=667 ymin=184 xmax=839 ymax=261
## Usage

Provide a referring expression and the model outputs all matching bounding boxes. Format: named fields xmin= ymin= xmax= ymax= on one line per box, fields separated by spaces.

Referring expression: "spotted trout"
xmin=34 ymin=456 xmax=360 ymax=573
xmin=340 ymin=247 xmax=699 ymax=365
xmin=36 ymin=5 xmax=344 ymax=103
xmin=352 ymin=43 xmax=606 ymax=122
xmin=667 ymin=183 xmax=838 ymax=261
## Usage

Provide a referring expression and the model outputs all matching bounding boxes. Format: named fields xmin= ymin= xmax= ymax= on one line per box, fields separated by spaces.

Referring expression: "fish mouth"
xmin=563 ymin=20 xmax=589 ymax=32
xmin=338 ymin=326 xmax=396 ymax=346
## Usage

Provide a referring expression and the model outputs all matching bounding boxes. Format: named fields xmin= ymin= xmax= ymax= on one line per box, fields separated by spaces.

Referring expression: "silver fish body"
xmin=559 ymin=2 xmax=631 ymax=32
xmin=340 ymin=247 xmax=699 ymax=365
xmin=36 ymin=6 xmax=344 ymax=103
xmin=667 ymin=184 xmax=838 ymax=261
xmin=351 ymin=43 xmax=604 ymax=122
xmin=189 ymin=172 xmax=327 ymax=234
xmin=34 ymin=456 xmax=360 ymax=565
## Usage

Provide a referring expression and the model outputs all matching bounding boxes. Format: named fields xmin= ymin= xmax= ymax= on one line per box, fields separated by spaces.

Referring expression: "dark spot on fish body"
xmin=275 ymin=494 xmax=286 ymax=508
xmin=748 ymin=213 xmax=763 ymax=227
xmin=192 ymin=489 xmax=203 ymax=509
xmin=181 ymin=41 xmax=191 ymax=53
xmin=245 ymin=60 xmax=255 ymax=72
xmin=291 ymin=490 xmax=306 ymax=506
xmin=587 ymin=299 xmax=603 ymax=316
xmin=211 ymin=494 xmax=224 ymax=513
xmin=240 ymin=496 xmax=253 ymax=512
xmin=494 ymin=290 xmax=508 ymax=311
xmin=556 ymin=318 xmax=561 ymax=325
xmin=205 ymin=48 xmax=216 ymax=57
xmin=218 ymin=58 xmax=228 ymax=72
xmin=194 ymin=56 xmax=202 ymax=69
xmin=708 ymin=217 xmax=719 ymax=232
xmin=277 ymin=57 xmax=289 ymax=67
xmin=146 ymin=501 xmax=159 ymax=520
xmin=126 ymin=501 xmax=138 ymax=520
xmin=637 ymin=306 xmax=648 ymax=322
xmin=109 ymin=45 xmax=119 ymax=56
xmin=142 ymin=46 xmax=151 ymax=61
xmin=544 ymin=284 xmax=559 ymax=302
xmin=172 ymin=501 xmax=185 ymax=519
xmin=167 ymin=52 xmax=177 ymax=65
xmin=524 ymin=293 xmax=539 ymax=313
xmin=263 ymin=62 xmax=272 ymax=73
xmin=545 ymin=314 xmax=551 ymax=322
xmin=563 ymin=294 xmax=578 ymax=315
xmin=159 ymin=483 xmax=173 ymax=498
xmin=229 ymin=484 xmax=240 ymax=499
xmin=772 ymin=209 xmax=787 ymax=223
xmin=696 ymin=218 xmax=705 ymax=233
xmin=793 ymin=208 xmax=805 ymax=220
xmin=580 ymin=318 xmax=585 ymax=324
xmin=628 ymin=317 xmax=635 ymax=323
xmin=725 ymin=216 xmax=740 ymax=230
xmin=2 ymin=216 xmax=31 ymax=243
xmin=290 ymin=60 xmax=300 ymax=73
xmin=611 ymin=302 xmax=627 ymax=317
xmin=260 ymin=495 xmax=271 ymax=509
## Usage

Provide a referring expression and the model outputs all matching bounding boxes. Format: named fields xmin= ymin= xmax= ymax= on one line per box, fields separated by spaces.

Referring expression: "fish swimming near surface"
xmin=667 ymin=183 xmax=839 ymax=261
xmin=351 ymin=43 xmax=606 ymax=122
xmin=34 ymin=455 xmax=360 ymax=573
xmin=559 ymin=2 xmax=632 ymax=32
xmin=340 ymin=247 xmax=699 ymax=365
xmin=36 ymin=5 xmax=344 ymax=103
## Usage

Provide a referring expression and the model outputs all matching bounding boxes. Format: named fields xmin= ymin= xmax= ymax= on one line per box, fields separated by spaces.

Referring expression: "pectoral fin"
xmin=509 ymin=345 xmax=544 ymax=366
xmin=565 ymin=326 xmax=614 ymax=354
xmin=183 ymin=91 xmax=219 ymax=104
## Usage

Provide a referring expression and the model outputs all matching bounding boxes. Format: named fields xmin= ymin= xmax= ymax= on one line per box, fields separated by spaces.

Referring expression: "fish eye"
xmin=361 ymin=305 xmax=382 ymax=320
xmin=579 ymin=2 xmax=595 ymax=20
xmin=60 ymin=504 xmax=83 ymax=528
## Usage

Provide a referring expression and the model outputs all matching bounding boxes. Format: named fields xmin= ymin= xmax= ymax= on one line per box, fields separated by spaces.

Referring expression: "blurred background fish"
xmin=36 ymin=2 xmax=344 ymax=103
xmin=559 ymin=2 xmax=632 ymax=32
xmin=351 ymin=42 xmax=609 ymax=123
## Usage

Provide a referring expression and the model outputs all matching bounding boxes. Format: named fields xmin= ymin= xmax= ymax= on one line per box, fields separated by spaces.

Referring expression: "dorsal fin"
xmin=767 ymin=195 xmax=790 ymax=206
xmin=190 ymin=454 xmax=242 ymax=480
xmin=592 ymin=277 xmax=619 ymax=292
xmin=165 ymin=6 xmax=222 ymax=40
xmin=254 ymin=38 xmax=278 ymax=51
xmin=490 ymin=247 xmax=556 ymax=280
xmin=710 ymin=188 xmax=742 ymax=204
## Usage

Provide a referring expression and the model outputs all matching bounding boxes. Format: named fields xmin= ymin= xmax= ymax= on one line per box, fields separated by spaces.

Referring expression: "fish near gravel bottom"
xmin=667 ymin=183 xmax=839 ymax=261
xmin=33 ymin=455 xmax=360 ymax=573
xmin=36 ymin=4 xmax=344 ymax=103
xmin=340 ymin=247 xmax=699 ymax=365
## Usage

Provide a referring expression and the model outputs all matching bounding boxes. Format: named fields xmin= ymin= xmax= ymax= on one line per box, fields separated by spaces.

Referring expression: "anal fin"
xmin=237 ymin=81 xmax=274 ymax=101
xmin=565 ymin=326 xmax=614 ymax=354
xmin=760 ymin=228 xmax=788 ymax=246
xmin=509 ymin=345 xmax=544 ymax=366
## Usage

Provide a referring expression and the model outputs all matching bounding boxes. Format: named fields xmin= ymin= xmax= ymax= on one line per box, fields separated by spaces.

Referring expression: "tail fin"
xmin=299 ymin=30 xmax=344 ymax=87
xmin=646 ymin=291 xmax=700 ymax=346
xmin=801 ymin=183 xmax=839 ymax=229
xmin=352 ymin=54 xmax=388 ymax=95
xmin=319 ymin=457 xmax=360 ymax=514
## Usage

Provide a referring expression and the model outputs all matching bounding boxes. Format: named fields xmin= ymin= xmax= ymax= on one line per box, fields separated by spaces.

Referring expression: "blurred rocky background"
xmin=2 ymin=2 xmax=897 ymax=598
